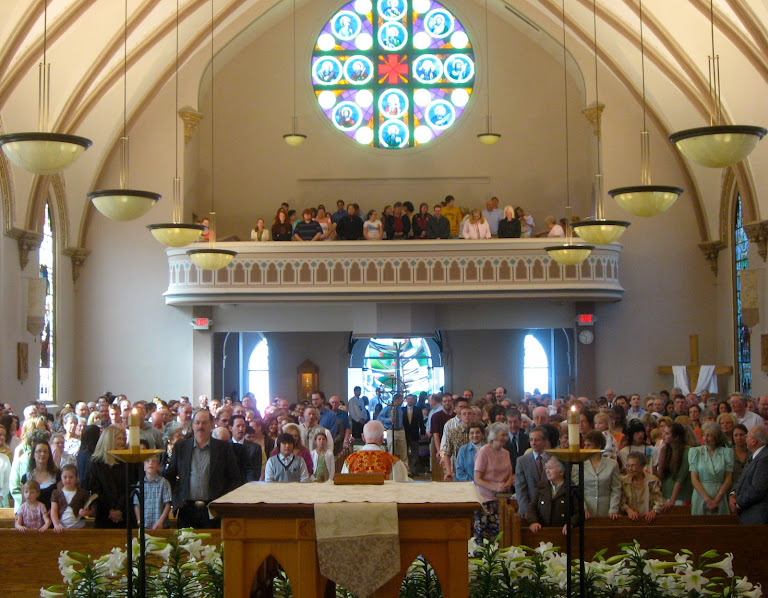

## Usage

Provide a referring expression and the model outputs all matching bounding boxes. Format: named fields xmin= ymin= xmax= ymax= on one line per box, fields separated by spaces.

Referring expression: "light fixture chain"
xmin=639 ymin=0 xmax=646 ymax=132
xmin=562 ymin=0 xmax=571 ymax=243
xmin=592 ymin=0 xmax=600 ymax=174
xmin=485 ymin=0 xmax=491 ymax=118
xmin=38 ymin=0 xmax=50 ymax=132
xmin=292 ymin=0 xmax=297 ymax=125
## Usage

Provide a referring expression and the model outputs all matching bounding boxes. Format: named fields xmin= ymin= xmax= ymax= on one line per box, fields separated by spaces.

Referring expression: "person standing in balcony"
xmin=441 ymin=195 xmax=462 ymax=237
xmin=271 ymin=209 xmax=293 ymax=241
xmin=363 ymin=209 xmax=383 ymax=240
xmin=412 ymin=202 xmax=433 ymax=239
xmin=293 ymin=209 xmax=323 ymax=241
xmin=463 ymin=209 xmax=491 ymax=239
xmin=427 ymin=204 xmax=450 ymax=239
xmin=250 ymin=218 xmax=271 ymax=242
xmin=336 ymin=204 xmax=364 ymax=240
xmin=498 ymin=205 xmax=522 ymax=238
xmin=385 ymin=202 xmax=411 ymax=240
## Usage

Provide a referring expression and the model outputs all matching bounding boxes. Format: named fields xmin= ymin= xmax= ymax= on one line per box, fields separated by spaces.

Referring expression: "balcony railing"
xmin=163 ymin=239 xmax=623 ymax=305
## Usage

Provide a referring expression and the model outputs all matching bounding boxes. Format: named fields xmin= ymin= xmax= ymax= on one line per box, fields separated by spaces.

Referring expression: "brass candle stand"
xmin=548 ymin=448 xmax=603 ymax=598
xmin=109 ymin=448 xmax=165 ymax=598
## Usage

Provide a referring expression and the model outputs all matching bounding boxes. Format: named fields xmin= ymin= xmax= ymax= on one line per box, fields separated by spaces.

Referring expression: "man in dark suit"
xmin=514 ymin=426 xmax=549 ymax=518
xmin=503 ymin=408 xmax=529 ymax=474
xmin=402 ymin=394 xmax=425 ymax=474
xmin=730 ymin=425 xmax=768 ymax=524
xmin=164 ymin=408 xmax=243 ymax=528
xmin=230 ymin=414 xmax=262 ymax=482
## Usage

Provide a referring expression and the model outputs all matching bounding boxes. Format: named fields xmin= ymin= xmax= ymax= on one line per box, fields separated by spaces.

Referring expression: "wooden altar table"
xmin=210 ymin=481 xmax=481 ymax=598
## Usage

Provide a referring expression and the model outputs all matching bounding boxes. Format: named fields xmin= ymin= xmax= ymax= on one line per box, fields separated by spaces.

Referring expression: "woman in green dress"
xmin=688 ymin=422 xmax=733 ymax=515
xmin=658 ymin=422 xmax=693 ymax=511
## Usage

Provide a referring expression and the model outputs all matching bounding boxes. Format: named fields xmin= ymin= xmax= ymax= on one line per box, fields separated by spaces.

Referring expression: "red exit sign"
xmin=577 ymin=314 xmax=595 ymax=325
xmin=192 ymin=317 xmax=211 ymax=330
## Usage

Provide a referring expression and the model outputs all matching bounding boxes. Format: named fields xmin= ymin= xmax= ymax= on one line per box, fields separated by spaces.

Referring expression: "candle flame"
xmin=571 ymin=405 xmax=577 ymax=412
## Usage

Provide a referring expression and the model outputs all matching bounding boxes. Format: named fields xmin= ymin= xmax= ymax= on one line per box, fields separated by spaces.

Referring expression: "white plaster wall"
xmin=191 ymin=0 xmax=594 ymax=238
xmin=593 ymin=69 xmax=720 ymax=397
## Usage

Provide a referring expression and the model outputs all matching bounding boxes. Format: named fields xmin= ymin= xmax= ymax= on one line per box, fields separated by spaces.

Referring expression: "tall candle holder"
xmin=547 ymin=448 xmax=602 ymax=598
xmin=108 ymin=448 xmax=164 ymax=598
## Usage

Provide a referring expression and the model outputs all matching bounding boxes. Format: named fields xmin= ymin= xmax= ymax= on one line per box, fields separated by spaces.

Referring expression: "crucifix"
xmin=657 ymin=334 xmax=733 ymax=390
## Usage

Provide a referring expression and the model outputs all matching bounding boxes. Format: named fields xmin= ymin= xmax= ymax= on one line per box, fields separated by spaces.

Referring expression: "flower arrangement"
xmin=40 ymin=529 xmax=222 ymax=598
xmin=42 ymin=533 xmax=761 ymax=598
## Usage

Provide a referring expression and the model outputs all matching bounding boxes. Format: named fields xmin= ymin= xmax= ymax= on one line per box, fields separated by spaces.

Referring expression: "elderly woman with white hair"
xmin=473 ymin=422 xmax=513 ymax=542
xmin=528 ymin=456 xmax=573 ymax=535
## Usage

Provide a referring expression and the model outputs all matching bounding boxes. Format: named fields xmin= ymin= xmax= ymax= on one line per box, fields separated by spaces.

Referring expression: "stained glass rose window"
xmin=312 ymin=0 xmax=475 ymax=149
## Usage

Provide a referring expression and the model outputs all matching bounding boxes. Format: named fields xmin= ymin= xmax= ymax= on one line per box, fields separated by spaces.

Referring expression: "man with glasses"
xmin=729 ymin=393 xmax=762 ymax=429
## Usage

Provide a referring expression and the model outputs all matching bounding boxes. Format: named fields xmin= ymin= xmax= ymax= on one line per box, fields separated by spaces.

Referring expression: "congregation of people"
xmin=204 ymin=196 xmax=571 ymax=242
xmin=1 ymin=386 xmax=767 ymax=545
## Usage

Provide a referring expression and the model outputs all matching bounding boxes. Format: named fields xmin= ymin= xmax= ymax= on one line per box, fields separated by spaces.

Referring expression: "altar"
xmin=210 ymin=481 xmax=481 ymax=598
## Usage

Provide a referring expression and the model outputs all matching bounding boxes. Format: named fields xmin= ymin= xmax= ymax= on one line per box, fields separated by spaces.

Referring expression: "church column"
xmin=575 ymin=302 xmax=596 ymax=398
xmin=192 ymin=306 xmax=214 ymax=402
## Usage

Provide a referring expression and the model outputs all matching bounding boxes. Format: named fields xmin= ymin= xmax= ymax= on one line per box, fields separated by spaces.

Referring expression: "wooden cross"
xmin=658 ymin=334 xmax=733 ymax=391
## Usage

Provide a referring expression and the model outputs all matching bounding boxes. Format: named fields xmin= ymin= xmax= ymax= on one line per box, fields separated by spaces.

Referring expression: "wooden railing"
xmin=163 ymin=239 xmax=624 ymax=304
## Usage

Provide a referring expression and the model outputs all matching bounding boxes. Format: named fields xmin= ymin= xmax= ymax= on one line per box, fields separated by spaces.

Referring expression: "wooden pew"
xmin=0 ymin=528 xmax=220 ymax=597
xmin=505 ymin=511 xmax=767 ymax=588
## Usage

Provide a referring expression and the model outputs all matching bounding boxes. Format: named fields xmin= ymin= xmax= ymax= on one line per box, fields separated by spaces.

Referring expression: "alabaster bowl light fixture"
xmin=476 ymin=0 xmax=500 ymax=144
xmin=283 ymin=0 xmax=307 ymax=146
xmin=570 ymin=0 xmax=628 ymax=245
xmin=668 ymin=0 xmax=765 ymax=168
xmin=545 ymin=0 xmax=593 ymax=266
xmin=90 ymin=0 xmax=161 ymax=220
xmin=609 ymin=0 xmax=682 ymax=217
xmin=669 ymin=126 xmax=766 ymax=168
xmin=186 ymin=0 xmax=236 ymax=271
xmin=147 ymin=0 xmax=204 ymax=247
xmin=0 ymin=1 xmax=92 ymax=174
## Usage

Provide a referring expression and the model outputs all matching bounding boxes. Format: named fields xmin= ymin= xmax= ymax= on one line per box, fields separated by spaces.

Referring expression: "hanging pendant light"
xmin=609 ymin=0 xmax=683 ymax=217
xmin=668 ymin=0 xmax=765 ymax=168
xmin=0 ymin=0 xmax=92 ymax=175
xmin=147 ymin=0 xmax=205 ymax=247
xmin=89 ymin=0 xmax=161 ymax=220
xmin=283 ymin=0 xmax=307 ymax=146
xmin=545 ymin=0 xmax=593 ymax=266
xmin=187 ymin=0 xmax=236 ymax=271
xmin=571 ymin=0 xmax=629 ymax=244
xmin=477 ymin=0 xmax=500 ymax=144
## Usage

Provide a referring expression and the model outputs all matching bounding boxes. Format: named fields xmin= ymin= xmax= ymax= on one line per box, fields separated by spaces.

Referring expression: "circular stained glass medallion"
xmin=312 ymin=0 xmax=474 ymax=149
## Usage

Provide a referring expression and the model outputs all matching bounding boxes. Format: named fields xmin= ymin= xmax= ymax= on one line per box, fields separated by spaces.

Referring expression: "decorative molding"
xmin=178 ymin=106 xmax=204 ymax=144
xmin=698 ymin=240 xmax=727 ymax=275
xmin=581 ymin=102 xmax=605 ymax=137
xmin=6 ymin=227 xmax=43 ymax=270
xmin=162 ymin=240 xmax=625 ymax=305
xmin=63 ymin=247 xmax=91 ymax=282
xmin=744 ymin=220 xmax=768 ymax=261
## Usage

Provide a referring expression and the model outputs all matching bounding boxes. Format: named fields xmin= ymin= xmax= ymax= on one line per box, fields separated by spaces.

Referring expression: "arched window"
xmin=247 ymin=338 xmax=270 ymax=414
xmin=39 ymin=203 xmax=55 ymax=403
xmin=523 ymin=334 xmax=549 ymax=395
xmin=734 ymin=195 xmax=751 ymax=394
xmin=348 ymin=337 xmax=443 ymax=404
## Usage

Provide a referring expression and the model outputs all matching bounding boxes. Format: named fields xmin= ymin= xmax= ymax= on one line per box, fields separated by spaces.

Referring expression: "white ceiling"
xmin=1 ymin=0 xmax=766 ymax=246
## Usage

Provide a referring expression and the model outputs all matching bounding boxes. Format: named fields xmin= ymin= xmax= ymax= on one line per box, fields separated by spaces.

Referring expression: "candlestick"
xmin=129 ymin=408 xmax=141 ymax=452
xmin=567 ymin=406 xmax=580 ymax=452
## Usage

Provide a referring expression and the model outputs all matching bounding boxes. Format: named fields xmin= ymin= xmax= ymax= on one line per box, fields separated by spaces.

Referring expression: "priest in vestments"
xmin=342 ymin=420 xmax=409 ymax=481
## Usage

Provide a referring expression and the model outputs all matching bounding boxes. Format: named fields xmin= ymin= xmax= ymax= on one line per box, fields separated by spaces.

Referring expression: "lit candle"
xmin=568 ymin=406 xmax=580 ymax=452
xmin=129 ymin=408 xmax=141 ymax=452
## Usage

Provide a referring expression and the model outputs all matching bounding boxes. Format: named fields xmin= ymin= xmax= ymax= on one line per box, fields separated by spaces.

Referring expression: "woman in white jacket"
xmin=463 ymin=209 xmax=491 ymax=239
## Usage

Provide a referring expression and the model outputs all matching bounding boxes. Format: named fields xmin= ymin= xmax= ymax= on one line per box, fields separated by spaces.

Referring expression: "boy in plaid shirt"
xmin=134 ymin=454 xmax=172 ymax=529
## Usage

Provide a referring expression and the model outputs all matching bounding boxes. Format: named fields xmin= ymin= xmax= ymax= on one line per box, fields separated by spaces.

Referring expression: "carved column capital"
xmin=5 ymin=227 xmax=43 ymax=270
xmin=178 ymin=106 xmax=204 ymax=144
xmin=581 ymin=102 xmax=605 ymax=137
xmin=63 ymin=247 xmax=91 ymax=282
xmin=698 ymin=240 xmax=726 ymax=275
xmin=744 ymin=220 xmax=768 ymax=261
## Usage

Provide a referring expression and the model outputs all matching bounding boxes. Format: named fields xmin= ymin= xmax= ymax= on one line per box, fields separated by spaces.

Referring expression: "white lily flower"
xmin=535 ymin=541 xmax=554 ymax=555
xmin=200 ymin=544 xmax=221 ymax=566
xmin=152 ymin=543 xmax=173 ymax=562
xmin=183 ymin=538 xmax=204 ymax=560
xmin=39 ymin=589 xmax=64 ymax=597
xmin=58 ymin=552 xmax=80 ymax=573
xmin=741 ymin=584 xmax=763 ymax=598
xmin=680 ymin=568 xmax=708 ymax=593
xmin=708 ymin=553 xmax=735 ymax=577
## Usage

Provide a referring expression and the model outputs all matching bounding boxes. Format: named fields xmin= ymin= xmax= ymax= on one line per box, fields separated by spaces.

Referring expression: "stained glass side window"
xmin=360 ymin=337 xmax=443 ymax=399
xmin=39 ymin=203 xmax=55 ymax=403
xmin=734 ymin=195 xmax=751 ymax=394
xmin=312 ymin=0 xmax=475 ymax=148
